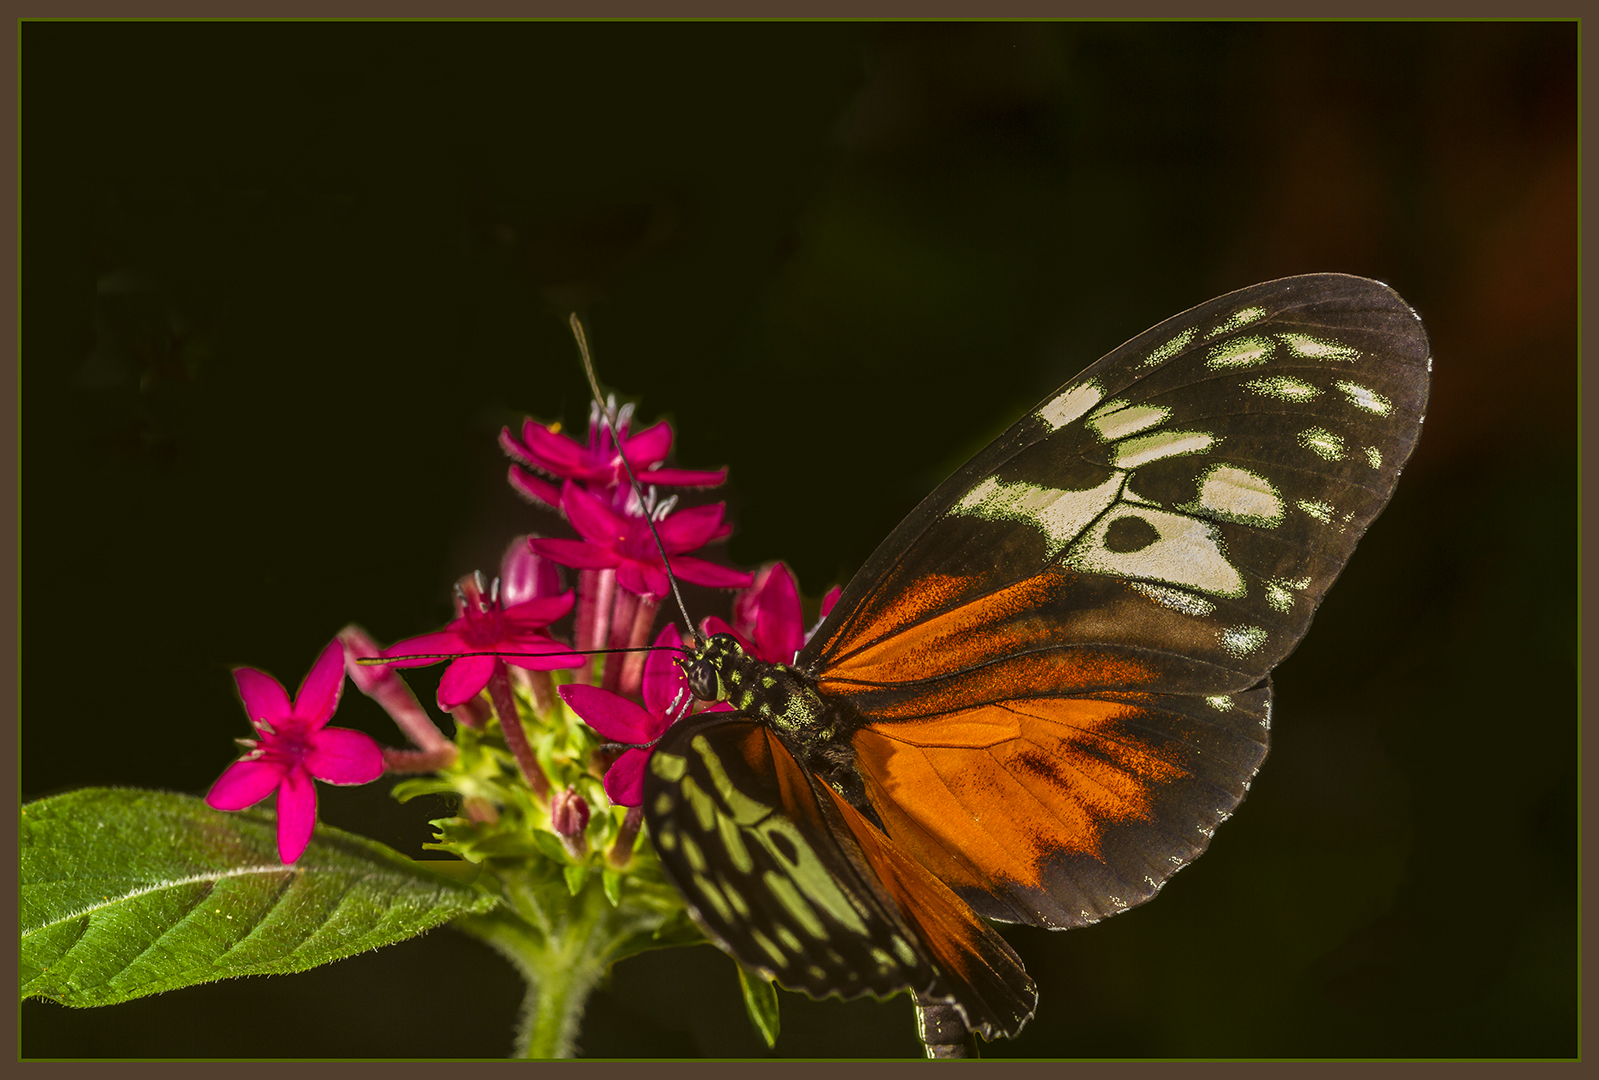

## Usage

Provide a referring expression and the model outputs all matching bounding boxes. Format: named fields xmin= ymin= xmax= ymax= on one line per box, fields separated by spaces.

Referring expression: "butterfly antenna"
xmin=569 ymin=313 xmax=697 ymax=639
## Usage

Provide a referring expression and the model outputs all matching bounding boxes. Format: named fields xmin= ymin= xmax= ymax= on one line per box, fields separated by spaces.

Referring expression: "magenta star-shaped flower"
xmin=559 ymin=624 xmax=725 ymax=806
xmin=501 ymin=402 xmax=726 ymax=509
xmin=530 ymin=481 xmax=753 ymax=599
xmin=384 ymin=572 xmax=582 ymax=709
xmin=206 ymin=638 xmax=385 ymax=864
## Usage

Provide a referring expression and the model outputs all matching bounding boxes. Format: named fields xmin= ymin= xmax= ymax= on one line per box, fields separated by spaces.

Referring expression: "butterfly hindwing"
xmin=643 ymin=712 xmax=1035 ymax=1039
xmin=848 ymin=680 xmax=1272 ymax=927
xmin=794 ymin=274 xmax=1428 ymax=929
xmin=644 ymin=713 xmax=941 ymax=1005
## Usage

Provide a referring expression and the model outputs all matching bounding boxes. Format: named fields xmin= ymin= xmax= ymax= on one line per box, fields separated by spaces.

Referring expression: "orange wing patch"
xmin=816 ymin=775 xmax=1036 ymax=1041
xmin=818 ymin=571 xmax=1064 ymax=687
xmin=826 ymin=647 xmax=1161 ymax=720
xmin=814 ymin=571 xmax=973 ymax=667
xmin=852 ymin=697 xmax=1190 ymax=904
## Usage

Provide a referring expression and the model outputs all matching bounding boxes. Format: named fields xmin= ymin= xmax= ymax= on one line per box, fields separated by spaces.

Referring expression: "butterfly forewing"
xmin=794 ymin=274 xmax=1428 ymax=929
xmin=803 ymin=273 xmax=1429 ymax=689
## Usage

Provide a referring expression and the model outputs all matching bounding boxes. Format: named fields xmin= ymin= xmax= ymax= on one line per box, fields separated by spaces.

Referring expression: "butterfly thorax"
xmin=681 ymin=633 xmax=876 ymax=815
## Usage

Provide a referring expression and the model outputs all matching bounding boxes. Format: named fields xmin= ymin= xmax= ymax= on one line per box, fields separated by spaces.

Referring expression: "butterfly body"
xmin=683 ymin=633 xmax=882 ymax=819
xmin=642 ymin=273 xmax=1431 ymax=1051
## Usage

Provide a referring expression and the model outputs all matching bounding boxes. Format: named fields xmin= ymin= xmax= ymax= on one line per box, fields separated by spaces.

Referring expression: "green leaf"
xmin=601 ymin=867 xmax=622 ymax=907
xmin=20 ymin=788 xmax=499 ymax=1008
xmin=563 ymin=863 xmax=589 ymax=896
xmin=736 ymin=961 xmax=781 ymax=1049
xmin=388 ymin=777 xmax=461 ymax=802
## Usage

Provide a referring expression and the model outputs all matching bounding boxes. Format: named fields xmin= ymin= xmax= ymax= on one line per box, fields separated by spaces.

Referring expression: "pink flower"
xmin=701 ymin=563 xmax=843 ymax=665
xmin=702 ymin=561 xmax=805 ymax=664
xmin=501 ymin=401 xmax=726 ymax=509
xmin=384 ymin=571 xmax=581 ymax=710
xmin=560 ymin=625 xmax=722 ymax=806
xmin=530 ymin=481 xmax=753 ymax=600
xmin=206 ymin=638 xmax=384 ymax=864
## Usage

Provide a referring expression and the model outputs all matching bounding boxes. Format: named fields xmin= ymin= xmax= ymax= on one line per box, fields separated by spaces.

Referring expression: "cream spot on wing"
xmin=1297 ymin=499 xmax=1333 ymax=523
xmin=1335 ymin=380 xmax=1393 ymax=415
xmin=1205 ymin=305 xmax=1269 ymax=339
xmin=1299 ymin=426 xmax=1346 ymax=461
xmin=1180 ymin=464 xmax=1284 ymax=527
xmin=1219 ymin=625 xmax=1268 ymax=657
xmin=1088 ymin=400 xmax=1172 ymax=442
xmin=952 ymin=471 xmax=1125 ymax=557
xmin=1037 ymin=380 xmax=1106 ymax=431
xmin=1243 ymin=374 xmax=1321 ymax=403
xmin=1141 ymin=327 xmax=1198 ymax=366
xmin=1279 ymin=333 xmax=1360 ymax=361
xmin=1065 ymin=505 xmax=1246 ymax=598
xmin=1205 ymin=334 xmax=1275 ymax=370
xmin=1111 ymin=429 xmax=1216 ymax=469
xmin=1130 ymin=582 xmax=1216 ymax=616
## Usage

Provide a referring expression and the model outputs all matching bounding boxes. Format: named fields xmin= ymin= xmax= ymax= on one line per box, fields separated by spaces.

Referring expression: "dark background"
xmin=21 ymin=22 xmax=1576 ymax=1059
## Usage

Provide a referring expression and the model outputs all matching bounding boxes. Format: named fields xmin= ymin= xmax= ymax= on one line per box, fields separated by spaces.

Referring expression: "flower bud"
xmin=550 ymin=788 xmax=590 ymax=859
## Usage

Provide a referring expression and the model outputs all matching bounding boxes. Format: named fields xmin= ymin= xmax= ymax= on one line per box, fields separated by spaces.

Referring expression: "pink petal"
xmin=754 ymin=564 xmax=803 ymax=664
xmin=641 ymin=625 xmax=689 ymax=720
xmin=501 ymin=590 xmax=576 ymax=629
xmin=206 ymin=758 xmax=285 ymax=811
xmin=507 ymin=466 xmax=560 ymax=508
xmin=502 ymin=637 xmax=583 ymax=672
xmin=620 ymin=421 xmax=673 ymax=469
xmin=602 ymin=747 xmax=651 ymax=807
xmin=275 ymin=767 xmax=318 ymax=864
xmin=293 ymin=638 xmax=347 ymax=730
xmin=498 ymin=425 xmax=536 ymax=468
xmin=438 ymin=654 xmax=496 ymax=709
xmin=529 ymin=537 xmax=621 ymax=571
xmin=559 ymin=684 xmax=661 ymax=743
xmin=500 ymin=537 xmax=564 ymax=606
xmin=383 ymin=630 xmax=471 ymax=668
xmin=820 ymin=586 xmax=842 ymax=619
xmin=521 ymin=421 xmax=592 ymax=476
xmin=561 ymin=482 xmax=627 ymax=546
xmin=642 ymin=466 xmax=728 ymax=488
xmin=233 ymin=667 xmax=291 ymax=725
xmin=654 ymin=503 xmax=726 ymax=552
xmin=305 ymin=726 xmax=385 ymax=785
xmin=670 ymin=555 xmax=755 ymax=590
xmin=616 ymin=559 xmax=670 ymax=600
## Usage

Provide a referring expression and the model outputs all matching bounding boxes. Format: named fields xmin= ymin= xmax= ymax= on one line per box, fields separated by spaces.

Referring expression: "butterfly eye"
xmin=685 ymin=659 xmax=722 ymax=702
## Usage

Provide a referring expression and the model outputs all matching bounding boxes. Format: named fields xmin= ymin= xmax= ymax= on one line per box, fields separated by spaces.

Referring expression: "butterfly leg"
xmin=914 ymin=994 xmax=980 ymax=1059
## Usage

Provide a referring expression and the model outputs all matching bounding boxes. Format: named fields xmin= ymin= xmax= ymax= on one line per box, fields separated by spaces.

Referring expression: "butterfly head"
xmin=679 ymin=632 xmax=745 ymax=704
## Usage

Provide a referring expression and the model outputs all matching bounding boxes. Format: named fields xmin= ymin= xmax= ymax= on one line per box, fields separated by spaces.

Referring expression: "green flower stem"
xmin=454 ymin=866 xmax=694 ymax=1059
xmin=456 ymin=887 xmax=605 ymax=1057
xmin=608 ymin=805 xmax=642 ymax=868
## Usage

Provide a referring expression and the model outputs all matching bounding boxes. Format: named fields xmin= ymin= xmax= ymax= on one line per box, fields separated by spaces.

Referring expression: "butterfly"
xmin=639 ymin=273 xmax=1431 ymax=1055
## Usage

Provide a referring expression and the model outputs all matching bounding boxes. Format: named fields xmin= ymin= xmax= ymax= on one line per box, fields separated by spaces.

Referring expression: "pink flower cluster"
xmin=205 ymin=398 xmax=793 ymax=862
